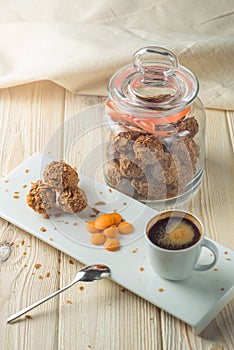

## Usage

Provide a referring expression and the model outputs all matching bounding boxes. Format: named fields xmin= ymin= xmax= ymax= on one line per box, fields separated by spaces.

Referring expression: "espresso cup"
xmin=145 ymin=210 xmax=219 ymax=281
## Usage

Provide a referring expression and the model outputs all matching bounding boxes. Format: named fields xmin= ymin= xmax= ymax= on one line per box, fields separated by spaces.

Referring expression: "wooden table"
xmin=0 ymin=81 xmax=233 ymax=350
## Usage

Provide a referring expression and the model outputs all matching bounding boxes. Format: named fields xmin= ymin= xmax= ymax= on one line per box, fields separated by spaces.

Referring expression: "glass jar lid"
xmin=107 ymin=46 xmax=199 ymax=117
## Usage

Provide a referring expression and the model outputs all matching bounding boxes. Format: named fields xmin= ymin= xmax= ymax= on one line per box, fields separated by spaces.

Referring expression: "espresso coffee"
xmin=148 ymin=215 xmax=201 ymax=250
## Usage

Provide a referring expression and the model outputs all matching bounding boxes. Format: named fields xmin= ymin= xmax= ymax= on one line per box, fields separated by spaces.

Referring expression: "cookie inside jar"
xmin=104 ymin=103 xmax=201 ymax=205
xmin=104 ymin=46 xmax=206 ymax=207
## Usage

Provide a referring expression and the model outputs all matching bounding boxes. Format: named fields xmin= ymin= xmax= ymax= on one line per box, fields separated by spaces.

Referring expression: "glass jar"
xmin=103 ymin=46 xmax=206 ymax=207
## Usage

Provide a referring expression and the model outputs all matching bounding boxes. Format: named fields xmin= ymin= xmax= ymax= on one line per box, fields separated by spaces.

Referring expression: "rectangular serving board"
xmin=0 ymin=153 xmax=233 ymax=334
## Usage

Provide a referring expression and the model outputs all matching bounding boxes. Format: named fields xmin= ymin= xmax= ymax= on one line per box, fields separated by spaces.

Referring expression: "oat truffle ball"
xmin=58 ymin=187 xmax=87 ymax=213
xmin=43 ymin=160 xmax=79 ymax=191
xmin=133 ymin=135 xmax=164 ymax=165
xmin=119 ymin=156 xmax=144 ymax=179
xmin=27 ymin=180 xmax=56 ymax=214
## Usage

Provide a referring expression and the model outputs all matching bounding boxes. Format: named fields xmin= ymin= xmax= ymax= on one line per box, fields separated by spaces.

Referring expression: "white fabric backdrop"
xmin=0 ymin=0 xmax=233 ymax=110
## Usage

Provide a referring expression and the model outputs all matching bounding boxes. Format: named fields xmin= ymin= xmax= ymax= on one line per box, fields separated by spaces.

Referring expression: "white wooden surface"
xmin=0 ymin=81 xmax=233 ymax=350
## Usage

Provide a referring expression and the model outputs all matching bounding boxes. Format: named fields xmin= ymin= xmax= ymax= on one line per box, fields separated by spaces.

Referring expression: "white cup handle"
xmin=194 ymin=238 xmax=219 ymax=272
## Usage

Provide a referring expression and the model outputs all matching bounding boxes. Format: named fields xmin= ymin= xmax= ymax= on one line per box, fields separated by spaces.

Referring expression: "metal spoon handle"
xmin=6 ymin=264 xmax=110 ymax=324
xmin=6 ymin=279 xmax=77 ymax=323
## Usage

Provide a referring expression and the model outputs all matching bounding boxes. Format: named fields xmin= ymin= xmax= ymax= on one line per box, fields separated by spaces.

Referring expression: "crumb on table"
xmin=34 ymin=263 xmax=41 ymax=269
xmin=94 ymin=201 xmax=106 ymax=206
xmin=25 ymin=314 xmax=32 ymax=319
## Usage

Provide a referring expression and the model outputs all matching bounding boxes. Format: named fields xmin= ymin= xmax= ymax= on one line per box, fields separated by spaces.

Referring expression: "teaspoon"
xmin=6 ymin=264 xmax=110 ymax=323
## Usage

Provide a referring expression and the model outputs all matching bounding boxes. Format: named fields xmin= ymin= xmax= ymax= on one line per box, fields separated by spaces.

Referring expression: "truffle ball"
xmin=119 ymin=156 xmax=144 ymax=179
xmin=110 ymin=132 xmax=134 ymax=153
xmin=27 ymin=180 xmax=56 ymax=214
xmin=133 ymin=135 xmax=164 ymax=165
xmin=175 ymin=117 xmax=199 ymax=138
xmin=171 ymin=136 xmax=199 ymax=173
xmin=44 ymin=161 xmax=79 ymax=191
xmin=58 ymin=187 xmax=87 ymax=213
xmin=106 ymin=161 xmax=134 ymax=196
xmin=131 ymin=177 xmax=167 ymax=200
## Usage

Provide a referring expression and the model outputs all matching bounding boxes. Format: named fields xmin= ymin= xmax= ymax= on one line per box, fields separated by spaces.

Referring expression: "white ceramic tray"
xmin=0 ymin=153 xmax=233 ymax=334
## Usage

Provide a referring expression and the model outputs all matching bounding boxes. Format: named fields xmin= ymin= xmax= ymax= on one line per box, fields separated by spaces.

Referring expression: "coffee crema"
xmin=148 ymin=216 xmax=201 ymax=250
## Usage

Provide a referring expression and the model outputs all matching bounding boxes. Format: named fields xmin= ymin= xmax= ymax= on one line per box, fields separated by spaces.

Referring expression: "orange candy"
xmin=86 ymin=212 xmax=134 ymax=252
xmin=86 ymin=222 xmax=101 ymax=234
xmin=90 ymin=233 xmax=106 ymax=245
xmin=103 ymin=225 xmax=119 ymax=239
xmin=110 ymin=213 xmax=122 ymax=225
xmin=104 ymin=239 xmax=120 ymax=251
xmin=118 ymin=222 xmax=134 ymax=234
xmin=94 ymin=214 xmax=115 ymax=229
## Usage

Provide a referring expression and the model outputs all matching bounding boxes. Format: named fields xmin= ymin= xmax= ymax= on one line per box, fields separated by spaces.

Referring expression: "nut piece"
xmin=58 ymin=188 xmax=87 ymax=213
xmin=118 ymin=222 xmax=134 ymax=234
xmin=104 ymin=239 xmax=120 ymax=251
xmin=90 ymin=233 xmax=106 ymax=245
xmin=44 ymin=161 xmax=79 ymax=191
xmin=27 ymin=180 xmax=56 ymax=214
